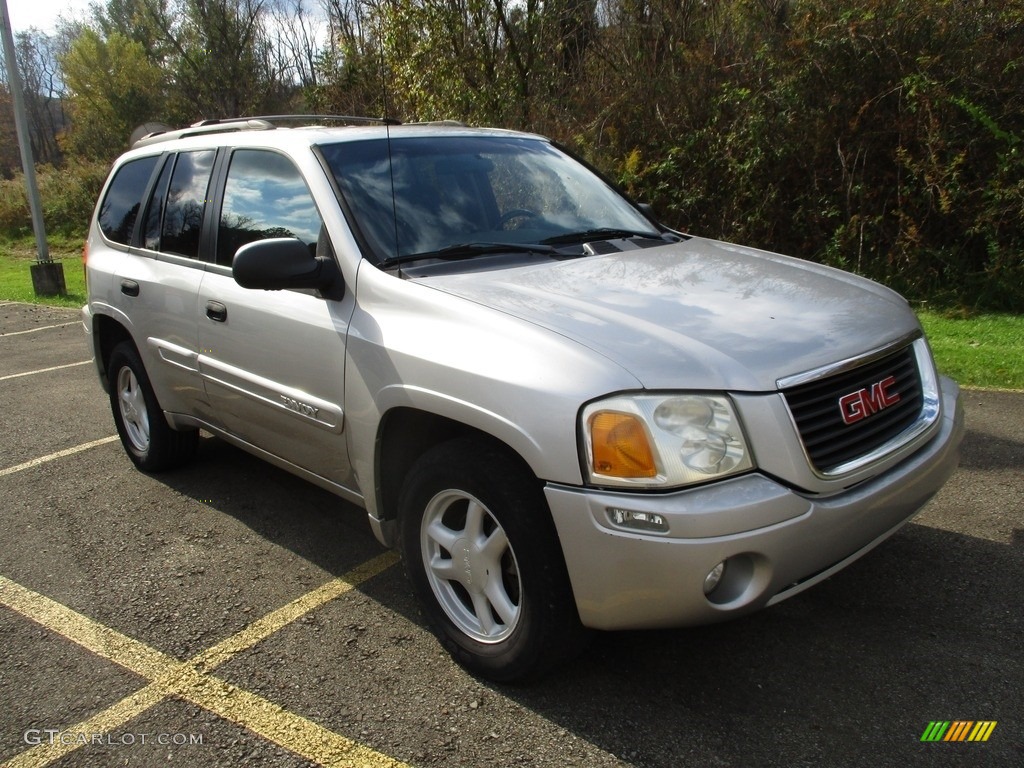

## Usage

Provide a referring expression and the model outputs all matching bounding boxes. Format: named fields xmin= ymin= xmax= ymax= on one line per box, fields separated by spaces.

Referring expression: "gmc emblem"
xmin=839 ymin=375 xmax=901 ymax=425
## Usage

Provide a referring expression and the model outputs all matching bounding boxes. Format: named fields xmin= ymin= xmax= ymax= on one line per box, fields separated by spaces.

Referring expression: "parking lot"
xmin=1 ymin=300 xmax=1021 ymax=768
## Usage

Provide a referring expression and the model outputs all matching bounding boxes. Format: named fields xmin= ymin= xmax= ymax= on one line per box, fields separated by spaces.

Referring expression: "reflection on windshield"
xmin=319 ymin=136 xmax=659 ymax=263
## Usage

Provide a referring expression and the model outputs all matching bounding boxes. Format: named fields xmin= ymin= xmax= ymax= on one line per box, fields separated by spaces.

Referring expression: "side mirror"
xmin=232 ymin=237 xmax=338 ymax=291
xmin=637 ymin=202 xmax=657 ymax=220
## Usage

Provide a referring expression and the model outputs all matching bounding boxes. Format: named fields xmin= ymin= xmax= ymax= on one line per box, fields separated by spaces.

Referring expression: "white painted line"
xmin=0 ymin=436 xmax=119 ymax=478
xmin=0 ymin=322 xmax=79 ymax=337
xmin=0 ymin=361 xmax=91 ymax=381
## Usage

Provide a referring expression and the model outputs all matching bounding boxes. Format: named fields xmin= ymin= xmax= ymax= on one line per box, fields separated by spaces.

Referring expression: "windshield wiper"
xmin=540 ymin=228 xmax=663 ymax=246
xmin=383 ymin=241 xmax=556 ymax=267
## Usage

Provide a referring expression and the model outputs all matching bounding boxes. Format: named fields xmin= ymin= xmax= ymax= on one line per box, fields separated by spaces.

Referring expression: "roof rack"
xmin=405 ymin=119 xmax=468 ymax=127
xmin=132 ymin=114 xmax=400 ymax=149
xmin=244 ymin=115 xmax=401 ymax=127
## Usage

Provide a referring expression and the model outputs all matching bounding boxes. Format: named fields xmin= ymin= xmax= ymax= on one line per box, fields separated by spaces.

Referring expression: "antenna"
xmin=384 ymin=123 xmax=401 ymax=268
xmin=375 ymin=12 xmax=393 ymax=124
xmin=377 ymin=19 xmax=401 ymax=266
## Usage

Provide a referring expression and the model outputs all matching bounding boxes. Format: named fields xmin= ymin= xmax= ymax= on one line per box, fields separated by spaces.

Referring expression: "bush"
xmin=0 ymin=161 xmax=108 ymax=240
xmin=556 ymin=0 xmax=1024 ymax=310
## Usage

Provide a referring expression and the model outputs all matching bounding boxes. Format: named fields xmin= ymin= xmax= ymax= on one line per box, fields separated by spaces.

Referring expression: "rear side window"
xmin=97 ymin=156 xmax=159 ymax=245
xmin=217 ymin=149 xmax=322 ymax=265
xmin=161 ymin=150 xmax=216 ymax=259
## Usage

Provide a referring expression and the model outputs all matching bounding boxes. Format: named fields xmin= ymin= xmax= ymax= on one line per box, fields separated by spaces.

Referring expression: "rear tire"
xmin=108 ymin=341 xmax=197 ymax=472
xmin=398 ymin=438 xmax=586 ymax=682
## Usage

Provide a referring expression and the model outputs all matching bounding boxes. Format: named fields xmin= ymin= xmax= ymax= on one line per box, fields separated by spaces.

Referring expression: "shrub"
xmin=0 ymin=161 xmax=108 ymax=240
xmin=572 ymin=0 xmax=1024 ymax=310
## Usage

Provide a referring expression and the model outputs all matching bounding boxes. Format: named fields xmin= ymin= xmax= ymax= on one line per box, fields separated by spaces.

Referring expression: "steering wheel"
xmin=498 ymin=209 xmax=539 ymax=229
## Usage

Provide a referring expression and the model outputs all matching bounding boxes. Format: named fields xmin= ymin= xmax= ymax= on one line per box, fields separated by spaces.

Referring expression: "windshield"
xmin=318 ymin=135 xmax=660 ymax=264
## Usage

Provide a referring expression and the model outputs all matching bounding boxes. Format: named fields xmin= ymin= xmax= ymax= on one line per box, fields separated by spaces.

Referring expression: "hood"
xmin=419 ymin=237 xmax=920 ymax=392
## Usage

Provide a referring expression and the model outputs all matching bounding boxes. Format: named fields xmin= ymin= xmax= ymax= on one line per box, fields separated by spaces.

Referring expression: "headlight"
xmin=581 ymin=394 xmax=754 ymax=489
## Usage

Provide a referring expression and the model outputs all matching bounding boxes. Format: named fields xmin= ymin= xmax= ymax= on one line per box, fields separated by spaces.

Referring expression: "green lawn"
xmin=917 ymin=310 xmax=1024 ymax=391
xmin=1 ymin=244 xmax=1020 ymax=390
xmin=0 ymin=240 xmax=86 ymax=309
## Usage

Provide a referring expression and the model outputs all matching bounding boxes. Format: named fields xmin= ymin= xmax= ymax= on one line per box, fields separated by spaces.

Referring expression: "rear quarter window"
xmin=161 ymin=150 xmax=216 ymax=259
xmin=97 ymin=156 xmax=159 ymax=245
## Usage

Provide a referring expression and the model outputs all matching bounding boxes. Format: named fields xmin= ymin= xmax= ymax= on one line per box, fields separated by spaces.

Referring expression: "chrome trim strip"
xmin=776 ymin=329 xmax=922 ymax=390
xmin=148 ymin=337 xmax=200 ymax=373
xmin=197 ymin=354 xmax=345 ymax=432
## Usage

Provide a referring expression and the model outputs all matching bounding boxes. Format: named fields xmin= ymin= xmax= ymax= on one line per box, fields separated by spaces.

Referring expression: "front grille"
xmin=783 ymin=345 xmax=923 ymax=474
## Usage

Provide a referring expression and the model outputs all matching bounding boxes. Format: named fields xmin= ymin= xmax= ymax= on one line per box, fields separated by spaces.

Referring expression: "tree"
xmin=60 ymin=29 xmax=164 ymax=160
xmin=356 ymin=0 xmax=568 ymax=127
xmin=130 ymin=0 xmax=296 ymax=120
xmin=268 ymin=0 xmax=326 ymax=92
xmin=0 ymin=84 xmax=19 ymax=176
xmin=90 ymin=0 xmax=304 ymax=122
xmin=0 ymin=28 xmax=69 ymax=170
xmin=93 ymin=0 xmax=174 ymax=61
xmin=14 ymin=30 xmax=67 ymax=165
xmin=309 ymin=0 xmax=388 ymax=117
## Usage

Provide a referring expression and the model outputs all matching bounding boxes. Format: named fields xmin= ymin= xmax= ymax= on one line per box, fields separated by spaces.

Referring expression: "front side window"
xmin=217 ymin=149 xmax=323 ymax=266
xmin=161 ymin=150 xmax=215 ymax=259
xmin=98 ymin=156 xmax=159 ymax=245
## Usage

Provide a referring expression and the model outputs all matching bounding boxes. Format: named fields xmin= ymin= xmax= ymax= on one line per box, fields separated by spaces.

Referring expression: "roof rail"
xmin=132 ymin=118 xmax=275 ymax=148
xmin=244 ymin=115 xmax=401 ymax=127
xmin=406 ymin=119 xmax=468 ymax=127
xmin=131 ymin=114 xmax=400 ymax=149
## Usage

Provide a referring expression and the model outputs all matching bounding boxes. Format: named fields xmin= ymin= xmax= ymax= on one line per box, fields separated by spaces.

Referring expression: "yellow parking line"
xmin=4 ymin=685 xmax=167 ymax=768
xmin=167 ymin=671 xmax=406 ymax=768
xmin=0 ymin=436 xmax=119 ymax=478
xmin=0 ymin=552 xmax=408 ymax=768
xmin=0 ymin=575 xmax=181 ymax=679
xmin=191 ymin=551 xmax=399 ymax=674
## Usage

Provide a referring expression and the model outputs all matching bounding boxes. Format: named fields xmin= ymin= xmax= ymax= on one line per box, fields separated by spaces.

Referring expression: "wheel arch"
xmin=373 ymin=407 xmax=544 ymax=547
xmin=91 ymin=312 xmax=136 ymax=393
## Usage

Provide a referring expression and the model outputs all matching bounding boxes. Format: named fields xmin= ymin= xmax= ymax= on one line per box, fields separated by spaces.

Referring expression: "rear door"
xmin=196 ymin=148 xmax=356 ymax=488
xmin=108 ymin=150 xmax=214 ymax=419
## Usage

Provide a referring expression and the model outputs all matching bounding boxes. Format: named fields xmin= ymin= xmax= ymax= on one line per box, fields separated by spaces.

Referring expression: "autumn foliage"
xmin=1 ymin=0 xmax=1022 ymax=308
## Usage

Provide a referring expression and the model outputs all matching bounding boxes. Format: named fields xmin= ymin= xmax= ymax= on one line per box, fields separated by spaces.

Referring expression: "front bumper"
xmin=546 ymin=376 xmax=964 ymax=630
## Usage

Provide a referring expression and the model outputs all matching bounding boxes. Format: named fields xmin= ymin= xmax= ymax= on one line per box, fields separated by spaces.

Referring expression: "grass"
xmin=0 ymin=238 xmax=87 ymax=309
xmin=917 ymin=310 xmax=1024 ymax=391
xmin=0 ymin=239 xmax=1020 ymax=390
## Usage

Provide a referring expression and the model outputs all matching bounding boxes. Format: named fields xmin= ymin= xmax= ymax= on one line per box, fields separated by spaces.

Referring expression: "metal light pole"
xmin=0 ymin=0 xmax=66 ymax=296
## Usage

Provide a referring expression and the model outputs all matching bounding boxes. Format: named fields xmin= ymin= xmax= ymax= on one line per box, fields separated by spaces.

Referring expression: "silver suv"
xmin=83 ymin=116 xmax=964 ymax=681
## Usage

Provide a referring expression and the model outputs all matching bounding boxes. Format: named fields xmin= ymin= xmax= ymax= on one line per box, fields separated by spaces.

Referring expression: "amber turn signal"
xmin=589 ymin=411 xmax=658 ymax=478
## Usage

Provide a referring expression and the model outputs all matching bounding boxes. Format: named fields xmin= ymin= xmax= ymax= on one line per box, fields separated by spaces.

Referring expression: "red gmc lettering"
xmin=839 ymin=375 xmax=901 ymax=425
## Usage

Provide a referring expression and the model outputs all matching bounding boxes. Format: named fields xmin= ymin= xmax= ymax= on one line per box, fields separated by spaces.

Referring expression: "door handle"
xmin=120 ymin=279 xmax=140 ymax=297
xmin=206 ymin=301 xmax=227 ymax=322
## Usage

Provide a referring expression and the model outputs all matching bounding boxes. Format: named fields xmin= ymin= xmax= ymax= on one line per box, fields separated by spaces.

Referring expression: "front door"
xmin=196 ymin=148 xmax=356 ymax=488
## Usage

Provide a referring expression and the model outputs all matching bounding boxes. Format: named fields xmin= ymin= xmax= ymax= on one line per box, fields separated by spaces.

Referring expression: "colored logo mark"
xmin=921 ymin=721 xmax=997 ymax=742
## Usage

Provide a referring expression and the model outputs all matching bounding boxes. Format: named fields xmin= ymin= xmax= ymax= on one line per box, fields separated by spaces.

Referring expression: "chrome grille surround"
xmin=780 ymin=337 xmax=941 ymax=479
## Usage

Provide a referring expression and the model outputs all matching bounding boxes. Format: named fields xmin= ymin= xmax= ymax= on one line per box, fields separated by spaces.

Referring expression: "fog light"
xmin=607 ymin=507 xmax=668 ymax=533
xmin=703 ymin=561 xmax=726 ymax=595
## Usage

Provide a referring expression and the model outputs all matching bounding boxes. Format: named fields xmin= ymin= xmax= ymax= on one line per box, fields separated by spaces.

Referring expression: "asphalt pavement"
xmin=0 ymin=301 xmax=1021 ymax=768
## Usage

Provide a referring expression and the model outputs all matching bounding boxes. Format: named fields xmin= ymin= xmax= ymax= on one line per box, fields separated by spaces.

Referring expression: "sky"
xmin=5 ymin=0 xmax=95 ymax=34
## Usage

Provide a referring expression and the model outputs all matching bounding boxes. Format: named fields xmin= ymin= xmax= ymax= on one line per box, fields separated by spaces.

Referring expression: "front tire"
xmin=107 ymin=341 xmax=197 ymax=472
xmin=399 ymin=438 xmax=586 ymax=682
